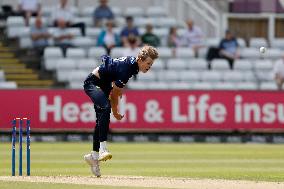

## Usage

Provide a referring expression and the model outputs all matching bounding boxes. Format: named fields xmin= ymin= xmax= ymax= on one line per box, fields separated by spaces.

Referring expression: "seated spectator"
xmin=141 ymin=24 xmax=160 ymax=47
xmin=97 ymin=20 xmax=120 ymax=55
xmin=53 ymin=19 xmax=74 ymax=56
xmin=31 ymin=16 xmax=51 ymax=56
xmin=18 ymin=0 xmax=41 ymax=26
xmin=93 ymin=0 xmax=114 ymax=27
xmin=51 ymin=0 xmax=86 ymax=36
xmin=273 ymin=55 xmax=284 ymax=90
xmin=182 ymin=19 xmax=204 ymax=57
xmin=219 ymin=30 xmax=240 ymax=69
xmin=120 ymin=16 xmax=140 ymax=47
xmin=123 ymin=36 xmax=140 ymax=57
xmin=123 ymin=36 xmax=139 ymax=81
xmin=167 ymin=27 xmax=180 ymax=47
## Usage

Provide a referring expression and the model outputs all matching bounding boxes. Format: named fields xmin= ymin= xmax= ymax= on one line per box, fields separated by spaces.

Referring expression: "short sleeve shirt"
xmin=98 ymin=55 xmax=139 ymax=92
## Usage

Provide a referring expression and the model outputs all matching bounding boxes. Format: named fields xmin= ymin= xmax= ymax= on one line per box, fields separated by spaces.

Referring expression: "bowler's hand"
xmin=113 ymin=112 xmax=124 ymax=120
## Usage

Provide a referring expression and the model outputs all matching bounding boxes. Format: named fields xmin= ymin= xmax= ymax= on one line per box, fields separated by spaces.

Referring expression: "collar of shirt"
xmin=129 ymin=56 xmax=139 ymax=75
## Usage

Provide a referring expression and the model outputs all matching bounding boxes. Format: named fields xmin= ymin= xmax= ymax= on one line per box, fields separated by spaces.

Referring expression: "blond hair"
xmin=137 ymin=45 xmax=159 ymax=61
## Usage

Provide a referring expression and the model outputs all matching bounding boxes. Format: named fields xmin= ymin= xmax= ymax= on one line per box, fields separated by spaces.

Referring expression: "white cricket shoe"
xmin=98 ymin=150 xmax=112 ymax=161
xmin=84 ymin=153 xmax=101 ymax=177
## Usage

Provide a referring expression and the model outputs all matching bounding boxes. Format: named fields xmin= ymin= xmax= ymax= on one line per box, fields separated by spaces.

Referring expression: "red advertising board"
xmin=0 ymin=90 xmax=284 ymax=131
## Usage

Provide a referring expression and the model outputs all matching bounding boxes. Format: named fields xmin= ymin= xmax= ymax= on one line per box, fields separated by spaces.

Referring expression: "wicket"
xmin=12 ymin=118 xmax=31 ymax=176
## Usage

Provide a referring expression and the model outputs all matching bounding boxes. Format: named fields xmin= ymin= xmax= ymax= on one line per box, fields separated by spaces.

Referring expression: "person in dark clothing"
xmin=219 ymin=30 xmax=240 ymax=69
xmin=141 ymin=24 xmax=160 ymax=47
xmin=83 ymin=45 xmax=159 ymax=177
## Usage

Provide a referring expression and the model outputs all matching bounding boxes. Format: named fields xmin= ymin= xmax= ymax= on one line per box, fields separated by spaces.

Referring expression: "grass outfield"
xmin=0 ymin=142 xmax=284 ymax=188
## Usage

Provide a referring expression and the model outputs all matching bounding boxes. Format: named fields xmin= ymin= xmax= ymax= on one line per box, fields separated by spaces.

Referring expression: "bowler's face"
xmin=138 ymin=57 xmax=154 ymax=73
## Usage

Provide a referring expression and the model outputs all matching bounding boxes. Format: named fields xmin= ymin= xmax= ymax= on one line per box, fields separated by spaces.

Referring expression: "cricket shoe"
xmin=84 ymin=153 xmax=101 ymax=177
xmin=99 ymin=150 xmax=112 ymax=161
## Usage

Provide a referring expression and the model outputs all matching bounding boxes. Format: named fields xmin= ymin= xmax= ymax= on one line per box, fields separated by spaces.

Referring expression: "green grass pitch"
xmin=1 ymin=142 xmax=284 ymax=188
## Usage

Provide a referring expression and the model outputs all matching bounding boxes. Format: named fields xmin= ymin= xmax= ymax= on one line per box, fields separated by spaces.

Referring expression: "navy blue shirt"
xmin=97 ymin=55 xmax=139 ymax=93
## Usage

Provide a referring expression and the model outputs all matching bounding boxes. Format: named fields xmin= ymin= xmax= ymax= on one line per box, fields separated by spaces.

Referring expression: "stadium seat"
xmin=147 ymin=82 xmax=169 ymax=89
xmin=223 ymin=71 xmax=244 ymax=82
xmin=213 ymin=82 xmax=236 ymax=90
xmin=249 ymin=38 xmax=268 ymax=48
xmin=77 ymin=59 xmax=98 ymax=70
xmin=157 ymin=47 xmax=172 ymax=58
xmin=167 ymin=59 xmax=188 ymax=70
xmin=240 ymin=48 xmax=260 ymax=59
xmin=127 ymin=81 xmax=148 ymax=89
xmin=243 ymin=71 xmax=257 ymax=82
xmin=191 ymin=82 xmax=213 ymax=90
xmin=237 ymin=38 xmax=246 ymax=48
xmin=7 ymin=16 xmax=25 ymax=27
xmin=259 ymin=82 xmax=277 ymax=90
xmin=151 ymin=59 xmax=165 ymax=70
xmin=157 ymin=70 xmax=180 ymax=81
xmin=156 ymin=18 xmax=177 ymax=27
xmin=253 ymin=59 xmax=273 ymax=71
xmin=234 ymin=59 xmax=253 ymax=70
xmin=179 ymin=71 xmax=200 ymax=83
xmin=168 ymin=82 xmax=191 ymax=90
xmin=19 ymin=37 xmax=32 ymax=49
xmin=211 ymin=59 xmax=230 ymax=70
xmin=86 ymin=27 xmax=101 ymax=38
xmin=135 ymin=17 xmax=155 ymax=27
xmin=111 ymin=7 xmax=122 ymax=16
xmin=88 ymin=47 xmax=107 ymax=59
xmin=256 ymin=71 xmax=274 ymax=82
xmin=72 ymin=37 xmax=95 ymax=49
xmin=271 ymin=38 xmax=284 ymax=49
xmin=80 ymin=7 xmax=95 ymax=17
xmin=137 ymin=71 xmax=156 ymax=81
xmin=67 ymin=28 xmax=82 ymax=37
xmin=68 ymin=82 xmax=83 ymax=89
xmin=176 ymin=48 xmax=194 ymax=58
xmin=125 ymin=7 xmax=144 ymax=17
xmin=188 ymin=59 xmax=208 ymax=70
xmin=205 ymin=38 xmax=220 ymax=47
xmin=7 ymin=26 xmax=30 ymax=38
xmin=264 ymin=48 xmax=282 ymax=59
xmin=44 ymin=47 xmax=63 ymax=59
xmin=73 ymin=17 xmax=93 ymax=27
xmin=66 ymin=48 xmax=86 ymax=59
xmin=0 ymin=82 xmax=17 ymax=89
xmin=236 ymin=82 xmax=258 ymax=90
xmin=201 ymin=71 xmax=222 ymax=83
xmin=56 ymin=59 xmax=76 ymax=70
xmin=146 ymin=7 xmax=167 ymax=17
xmin=67 ymin=70 xmax=89 ymax=82
xmin=111 ymin=47 xmax=126 ymax=58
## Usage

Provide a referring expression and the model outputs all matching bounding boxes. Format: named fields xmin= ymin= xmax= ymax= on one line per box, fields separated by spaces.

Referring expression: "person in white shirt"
xmin=18 ymin=0 xmax=41 ymax=26
xmin=53 ymin=19 xmax=74 ymax=56
xmin=182 ymin=19 xmax=204 ymax=57
xmin=273 ymin=57 xmax=284 ymax=90
xmin=51 ymin=0 xmax=85 ymax=36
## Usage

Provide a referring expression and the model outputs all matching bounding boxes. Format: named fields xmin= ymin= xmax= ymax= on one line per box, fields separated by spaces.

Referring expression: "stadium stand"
xmin=0 ymin=0 xmax=283 ymax=91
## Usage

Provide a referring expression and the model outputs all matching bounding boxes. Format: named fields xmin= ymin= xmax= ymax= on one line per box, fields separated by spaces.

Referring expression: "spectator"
xmin=120 ymin=16 xmax=140 ymax=47
xmin=219 ymin=30 xmax=240 ymax=69
xmin=182 ymin=19 xmax=204 ymax=57
xmin=18 ymin=0 xmax=41 ymax=26
xmin=167 ymin=27 xmax=180 ymax=47
xmin=273 ymin=56 xmax=284 ymax=90
xmin=93 ymin=0 xmax=114 ymax=27
xmin=31 ymin=16 xmax=51 ymax=56
xmin=97 ymin=20 xmax=120 ymax=55
xmin=51 ymin=0 xmax=86 ymax=36
xmin=53 ymin=19 xmax=74 ymax=56
xmin=123 ymin=36 xmax=140 ymax=57
xmin=141 ymin=24 xmax=160 ymax=47
xmin=123 ymin=36 xmax=140 ymax=81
